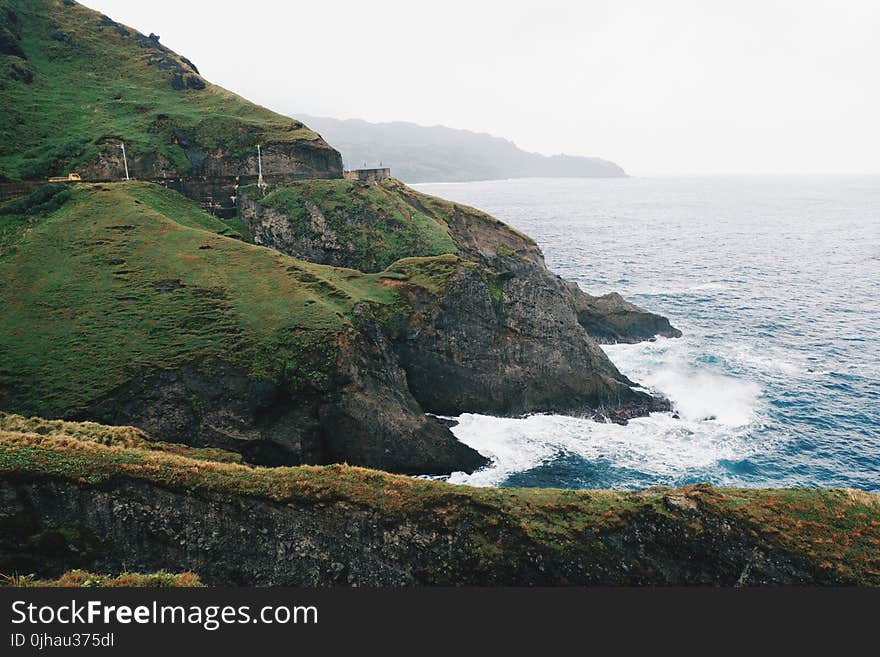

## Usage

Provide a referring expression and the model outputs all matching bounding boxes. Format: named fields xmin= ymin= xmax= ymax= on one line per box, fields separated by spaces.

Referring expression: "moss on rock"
xmin=241 ymin=179 xmax=458 ymax=272
xmin=2 ymin=417 xmax=879 ymax=585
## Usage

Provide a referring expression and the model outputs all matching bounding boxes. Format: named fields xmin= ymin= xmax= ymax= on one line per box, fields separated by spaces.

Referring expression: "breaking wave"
xmin=419 ymin=176 xmax=880 ymax=492
xmin=447 ymin=337 xmax=768 ymax=488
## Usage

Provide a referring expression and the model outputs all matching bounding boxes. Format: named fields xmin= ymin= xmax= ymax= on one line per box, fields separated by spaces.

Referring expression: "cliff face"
xmin=388 ymin=256 xmax=660 ymax=417
xmin=240 ymin=179 xmax=679 ymax=418
xmin=0 ymin=477 xmax=817 ymax=586
xmin=0 ymin=183 xmax=486 ymax=474
xmin=79 ymin=139 xmax=342 ymax=184
xmin=2 ymin=425 xmax=878 ymax=586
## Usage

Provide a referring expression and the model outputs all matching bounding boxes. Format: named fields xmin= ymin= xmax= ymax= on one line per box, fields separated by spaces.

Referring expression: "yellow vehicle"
xmin=47 ymin=173 xmax=82 ymax=182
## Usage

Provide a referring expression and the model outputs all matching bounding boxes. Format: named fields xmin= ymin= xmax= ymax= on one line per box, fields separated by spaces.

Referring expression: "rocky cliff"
xmin=0 ymin=179 xmax=675 ymax=473
xmin=0 ymin=0 xmax=680 ymax=476
xmin=2 ymin=418 xmax=878 ymax=586
xmin=0 ymin=183 xmax=486 ymax=474
xmin=240 ymin=178 xmax=679 ymax=417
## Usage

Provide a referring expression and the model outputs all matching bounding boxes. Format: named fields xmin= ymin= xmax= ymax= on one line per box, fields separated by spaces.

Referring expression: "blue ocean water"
xmin=413 ymin=176 xmax=880 ymax=492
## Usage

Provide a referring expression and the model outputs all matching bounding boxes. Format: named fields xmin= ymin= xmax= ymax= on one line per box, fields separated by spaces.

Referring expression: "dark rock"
xmin=432 ymin=416 xmax=459 ymax=429
xmin=50 ymin=30 xmax=74 ymax=45
xmin=74 ymin=336 xmax=486 ymax=475
xmin=0 ymin=477 xmax=838 ymax=586
xmin=147 ymin=53 xmax=179 ymax=71
xmin=0 ymin=25 xmax=24 ymax=58
xmin=392 ymin=258 xmax=654 ymax=417
xmin=316 ymin=327 xmax=487 ymax=474
xmin=570 ymin=289 xmax=682 ymax=343
xmin=180 ymin=56 xmax=199 ymax=74
xmin=185 ymin=74 xmax=205 ymax=90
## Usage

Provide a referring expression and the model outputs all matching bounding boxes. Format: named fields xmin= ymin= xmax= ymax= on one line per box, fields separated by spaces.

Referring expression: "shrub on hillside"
xmin=0 ymin=183 xmax=71 ymax=215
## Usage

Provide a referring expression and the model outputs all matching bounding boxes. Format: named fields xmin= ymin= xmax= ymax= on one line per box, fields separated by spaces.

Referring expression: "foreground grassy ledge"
xmin=1 ymin=414 xmax=879 ymax=586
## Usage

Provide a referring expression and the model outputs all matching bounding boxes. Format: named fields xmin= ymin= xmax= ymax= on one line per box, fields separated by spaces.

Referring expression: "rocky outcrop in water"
xmin=570 ymin=289 xmax=682 ymax=344
xmin=240 ymin=179 xmax=679 ymax=421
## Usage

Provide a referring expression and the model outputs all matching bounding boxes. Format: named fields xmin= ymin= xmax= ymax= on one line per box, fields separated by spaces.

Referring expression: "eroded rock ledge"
xmin=1 ymin=426 xmax=877 ymax=586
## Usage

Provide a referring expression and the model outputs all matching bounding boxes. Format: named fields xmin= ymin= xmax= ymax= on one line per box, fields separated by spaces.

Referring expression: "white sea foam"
xmin=603 ymin=337 xmax=763 ymax=425
xmin=447 ymin=336 xmax=767 ymax=487
xmin=447 ymin=411 xmax=762 ymax=487
xmin=620 ymin=280 xmax=735 ymax=297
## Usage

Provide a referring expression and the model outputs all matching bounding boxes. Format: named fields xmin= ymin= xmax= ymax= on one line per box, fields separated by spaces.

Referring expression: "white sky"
xmin=85 ymin=0 xmax=880 ymax=175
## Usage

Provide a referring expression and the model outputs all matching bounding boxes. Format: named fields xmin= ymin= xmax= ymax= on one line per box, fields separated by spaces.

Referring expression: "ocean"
xmin=413 ymin=176 xmax=880 ymax=492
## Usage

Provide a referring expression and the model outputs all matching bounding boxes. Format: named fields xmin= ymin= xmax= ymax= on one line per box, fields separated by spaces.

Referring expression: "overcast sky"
xmin=86 ymin=0 xmax=879 ymax=175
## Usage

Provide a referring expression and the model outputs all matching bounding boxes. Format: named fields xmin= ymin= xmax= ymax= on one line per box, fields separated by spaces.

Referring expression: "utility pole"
xmin=257 ymin=144 xmax=265 ymax=189
xmin=119 ymin=142 xmax=130 ymax=181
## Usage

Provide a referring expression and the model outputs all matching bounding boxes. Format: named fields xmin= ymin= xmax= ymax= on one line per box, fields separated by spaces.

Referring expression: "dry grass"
xmin=3 ymin=569 xmax=204 ymax=588
xmin=0 ymin=412 xmax=241 ymax=463
xmin=2 ymin=414 xmax=880 ymax=583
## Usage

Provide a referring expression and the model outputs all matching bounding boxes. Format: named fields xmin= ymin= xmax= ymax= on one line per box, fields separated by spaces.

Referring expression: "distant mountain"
xmin=295 ymin=114 xmax=626 ymax=183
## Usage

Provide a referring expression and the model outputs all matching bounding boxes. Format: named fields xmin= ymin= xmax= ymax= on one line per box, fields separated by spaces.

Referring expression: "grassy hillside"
xmin=0 ymin=0 xmax=325 ymax=180
xmin=243 ymin=178 xmax=458 ymax=271
xmin=0 ymin=411 xmax=242 ymax=463
xmin=0 ymin=181 xmax=462 ymax=417
xmin=239 ymin=176 xmax=544 ymax=276
xmin=2 ymin=415 xmax=879 ymax=585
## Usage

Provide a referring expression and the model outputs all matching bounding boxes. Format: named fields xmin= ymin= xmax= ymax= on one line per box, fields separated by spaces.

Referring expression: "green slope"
xmin=0 ymin=0 xmax=325 ymax=180
xmin=0 ymin=181 xmax=423 ymax=416
xmin=243 ymin=178 xmax=459 ymax=271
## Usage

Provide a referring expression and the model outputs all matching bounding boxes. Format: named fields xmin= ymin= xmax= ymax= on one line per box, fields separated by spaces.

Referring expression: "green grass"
xmin=0 ymin=411 xmax=242 ymax=462
xmin=123 ymin=183 xmax=246 ymax=239
xmin=381 ymin=254 xmax=462 ymax=295
xmin=1 ymin=420 xmax=879 ymax=584
xmin=0 ymin=0 xmax=323 ymax=181
xmin=247 ymin=178 xmax=458 ymax=272
xmin=0 ymin=181 xmax=434 ymax=416
xmin=384 ymin=177 xmax=538 ymax=247
xmin=0 ymin=426 xmax=637 ymax=529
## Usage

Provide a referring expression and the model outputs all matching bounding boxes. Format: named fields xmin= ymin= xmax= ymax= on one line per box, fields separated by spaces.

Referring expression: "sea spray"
xmin=420 ymin=176 xmax=880 ymax=491
xmin=603 ymin=337 xmax=762 ymax=425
